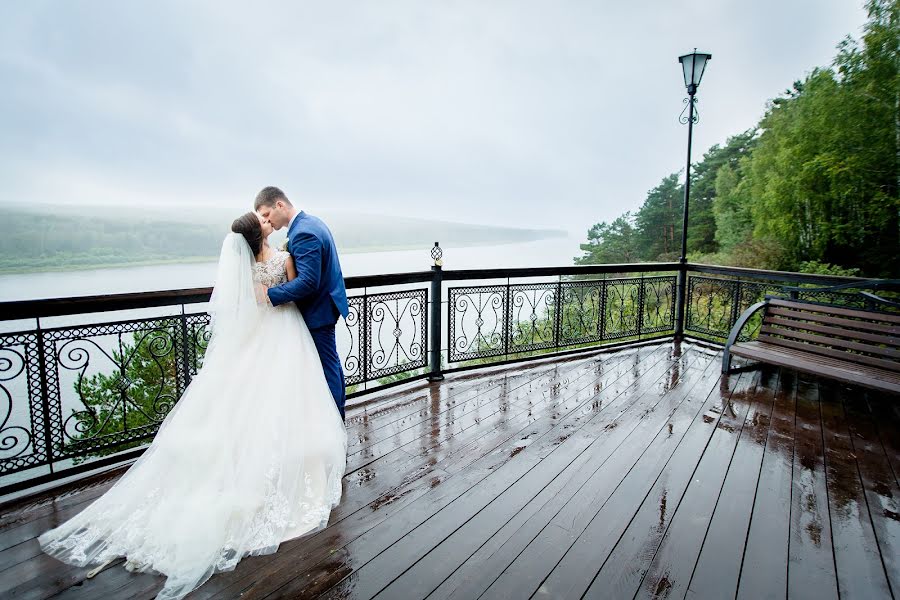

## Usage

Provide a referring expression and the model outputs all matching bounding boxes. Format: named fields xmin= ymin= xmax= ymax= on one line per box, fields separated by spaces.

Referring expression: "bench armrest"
xmin=722 ymin=300 xmax=768 ymax=373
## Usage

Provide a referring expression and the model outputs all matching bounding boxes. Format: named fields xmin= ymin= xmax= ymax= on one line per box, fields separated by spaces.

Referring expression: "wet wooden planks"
xmin=0 ymin=341 xmax=897 ymax=600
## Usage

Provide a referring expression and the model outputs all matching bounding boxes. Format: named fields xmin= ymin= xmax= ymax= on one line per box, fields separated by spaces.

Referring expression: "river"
xmin=0 ymin=235 xmax=582 ymax=302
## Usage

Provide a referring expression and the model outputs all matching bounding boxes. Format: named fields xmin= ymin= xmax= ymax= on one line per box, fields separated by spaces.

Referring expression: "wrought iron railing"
xmin=683 ymin=264 xmax=898 ymax=341
xmin=446 ymin=275 xmax=676 ymax=363
xmin=343 ymin=289 xmax=428 ymax=385
xmin=0 ymin=260 xmax=883 ymax=496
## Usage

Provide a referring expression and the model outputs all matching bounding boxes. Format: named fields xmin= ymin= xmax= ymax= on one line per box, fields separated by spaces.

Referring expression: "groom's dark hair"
xmin=254 ymin=186 xmax=292 ymax=210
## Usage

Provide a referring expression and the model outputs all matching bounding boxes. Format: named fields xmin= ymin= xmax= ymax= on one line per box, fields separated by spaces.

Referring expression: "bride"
xmin=39 ymin=212 xmax=348 ymax=600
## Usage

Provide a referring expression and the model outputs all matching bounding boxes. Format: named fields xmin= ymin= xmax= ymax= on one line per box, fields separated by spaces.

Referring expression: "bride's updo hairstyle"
xmin=231 ymin=212 xmax=263 ymax=256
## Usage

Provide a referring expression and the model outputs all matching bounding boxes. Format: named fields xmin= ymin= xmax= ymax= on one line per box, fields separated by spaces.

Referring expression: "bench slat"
xmin=737 ymin=340 xmax=900 ymax=377
xmin=764 ymin=316 xmax=899 ymax=346
xmin=730 ymin=341 xmax=900 ymax=394
xmin=770 ymin=298 xmax=900 ymax=324
xmin=759 ymin=324 xmax=900 ymax=360
xmin=767 ymin=307 xmax=900 ymax=336
xmin=757 ymin=333 xmax=900 ymax=372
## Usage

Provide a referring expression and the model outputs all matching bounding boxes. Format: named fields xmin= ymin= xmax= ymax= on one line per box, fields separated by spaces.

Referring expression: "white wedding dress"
xmin=39 ymin=234 xmax=348 ymax=600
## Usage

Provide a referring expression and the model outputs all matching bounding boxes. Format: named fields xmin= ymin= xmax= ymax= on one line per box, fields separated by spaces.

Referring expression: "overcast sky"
xmin=0 ymin=1 xmax=867 ymax=235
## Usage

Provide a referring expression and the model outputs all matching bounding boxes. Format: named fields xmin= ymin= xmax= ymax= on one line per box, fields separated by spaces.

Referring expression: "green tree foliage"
xmin=0 ymin=211 xmax=225 ymax=273
xmin=634 ymin=175 xmax=683 ymax=261
xmin=575 ymin=213 xmax=640 ymax=265
xmin=797 ymin=260 xmax=862 ymax=277
xmin=692 ymin=129 xmax=758 ymax=253
xmin=577 ymin=0 xmax=899 ymax=277
xmin=713 ymin=163 xmax=751 ymax=251
xmin=748 ymin=64 xmax=897 ymax=274
xmin=71 ymin=330 xmax=191 ymax=460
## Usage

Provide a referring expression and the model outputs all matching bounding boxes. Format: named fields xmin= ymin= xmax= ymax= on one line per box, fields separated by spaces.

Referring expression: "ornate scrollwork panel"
xmin=185 ymin=313 xmax=211 ymax=374
xmin=0 ymin=333 xmax=44 ymax=475
xmin=509 ymin=284 xmax=556 ymax=354
xmin=685 ymin=276 xmax=739 ymax=339
xmin=640 ymin=276 xmax=677 ymax=335
xmin=366 ymin=290 xmax=428 ymax=380
xmin=43 ymin=317 xmax=187 ymax=460
xmin=448 ymin=285 xmax=507 ymax=362
xmin=558 ymin=280 xmax=604 ymax=346
xmin=340 ymin=295 xmax=365 ymax=385
xmin=687 ymin=276 xmax=793 ymax=341
xmin=603 ymin=278 xmax=641 ymax=340
xmin=733 ymin=281 xmax=783 ymax=341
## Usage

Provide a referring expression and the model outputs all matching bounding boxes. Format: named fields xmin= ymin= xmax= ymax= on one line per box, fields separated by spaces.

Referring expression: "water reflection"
xmin=428 ymin=382 xmax=442 ymax=449
xmin=664 ymin=355 xmax=681 ymax=393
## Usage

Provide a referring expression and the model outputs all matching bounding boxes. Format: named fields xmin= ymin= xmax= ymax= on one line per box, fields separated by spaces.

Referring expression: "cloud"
xmin=0 ymin=0 xmax=867 ymax=233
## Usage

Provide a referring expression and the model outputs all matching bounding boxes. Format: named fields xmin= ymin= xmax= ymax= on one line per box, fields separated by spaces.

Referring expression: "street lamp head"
xmin=678 ymin=49 xmax=711 ymax=95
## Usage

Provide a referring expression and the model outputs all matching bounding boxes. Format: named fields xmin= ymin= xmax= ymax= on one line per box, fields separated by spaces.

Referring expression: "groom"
xmin=254 ymin=186 xmax=349 ymax=420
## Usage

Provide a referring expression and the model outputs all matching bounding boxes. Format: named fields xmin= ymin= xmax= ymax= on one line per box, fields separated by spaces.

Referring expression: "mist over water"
xmin=0 ymin=235 xmax=581 ymax=302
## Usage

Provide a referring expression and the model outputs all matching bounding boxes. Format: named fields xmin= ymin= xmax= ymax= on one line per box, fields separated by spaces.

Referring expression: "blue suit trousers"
xmin=309 ymin=324 xmax=346 ymax=420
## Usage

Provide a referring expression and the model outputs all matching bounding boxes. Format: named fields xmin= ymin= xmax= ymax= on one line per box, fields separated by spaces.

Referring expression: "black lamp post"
xmin=677 ymin=49 xmax=711 ymax=262
xmin=674 ymin=49 xmax=711 ymax=339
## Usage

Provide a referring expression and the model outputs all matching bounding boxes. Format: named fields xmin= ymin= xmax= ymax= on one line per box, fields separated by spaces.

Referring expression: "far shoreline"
xmin=0 ymin=235 xmax=574 ymax=276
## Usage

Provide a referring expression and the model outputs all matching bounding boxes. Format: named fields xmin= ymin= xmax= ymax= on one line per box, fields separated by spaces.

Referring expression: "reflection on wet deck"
xmin=1 ymin=341 xmax=898 ymax=599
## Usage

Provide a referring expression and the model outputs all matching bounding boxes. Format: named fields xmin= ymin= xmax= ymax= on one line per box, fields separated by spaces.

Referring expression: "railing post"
xmin=428 ymin=243 xmax=444 ymax=382
xmin=599 ymin=277 xmax=607 ymax=341
xmin=178 ymin=305 xmax=193 ymax=394
xmin=674 ymin=262 xmax=687 ymax=340
xmin=637 ymin=273 xmax=645 ymax=339
xmin=361 ymin=290 xmax=370 ymax=384
xmin=729 ymin=281 xmax=742 ymax=329
xmin=35 ymin=318 xmax=55 ymax=473
xmin=504 ymin=279 xmax=512 ymax=357
xmin=553 ymin=278 xmax=562 ymax=349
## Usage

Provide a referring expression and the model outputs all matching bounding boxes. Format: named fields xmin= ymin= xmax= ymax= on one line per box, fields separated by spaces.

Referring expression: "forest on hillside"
xmin=576 ymin=0 xmax=899 ymax=278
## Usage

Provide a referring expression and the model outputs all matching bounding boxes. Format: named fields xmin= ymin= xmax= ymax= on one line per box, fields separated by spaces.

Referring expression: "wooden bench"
xmin=722 ymin=297 xmax=900 ymax=394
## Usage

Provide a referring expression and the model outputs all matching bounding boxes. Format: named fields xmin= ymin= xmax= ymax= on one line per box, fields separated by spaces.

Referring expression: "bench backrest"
xmin=759 ymin=298 xmax=900 ymax=372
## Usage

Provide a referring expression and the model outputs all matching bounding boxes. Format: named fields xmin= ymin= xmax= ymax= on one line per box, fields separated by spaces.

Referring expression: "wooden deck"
xmin=1 ymin=341 xmax=898 ymax=599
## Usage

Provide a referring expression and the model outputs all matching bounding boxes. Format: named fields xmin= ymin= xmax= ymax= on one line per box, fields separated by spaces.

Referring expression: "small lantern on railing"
xmin=431 ymin=242 xmax=443 ymax=267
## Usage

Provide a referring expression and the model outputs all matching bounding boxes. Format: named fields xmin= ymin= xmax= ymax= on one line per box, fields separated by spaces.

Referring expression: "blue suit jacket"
xmin=267 ymin=211 xmax=349 ymax=330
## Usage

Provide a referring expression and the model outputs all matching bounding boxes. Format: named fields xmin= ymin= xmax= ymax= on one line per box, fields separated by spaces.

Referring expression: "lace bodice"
xmin=253 ymin=251 xmax=290 ymax=287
